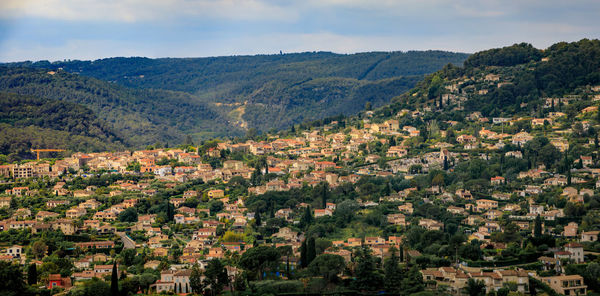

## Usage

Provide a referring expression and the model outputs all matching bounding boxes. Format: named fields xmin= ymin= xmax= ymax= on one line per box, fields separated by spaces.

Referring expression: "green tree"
xmin=307 ymin=237 xmax=316 ymax=266
xmin=586 ymin=262 xmax=600 ymax=291
xmin=399 ymin=245 xmax=404 ymax=262
xmin=203 ymin=259 xmax=229 ymax=296
xmin=534 ymin=214 xmax=542 ymax=237
xmin=335 ymin=200 xmax=359 ymax=224
xmin=300 ymin=206 xmax=313 ymax=229
xmin=0 ymin=262 xmax=27 ymax=296
xmin=118 ymin=207 xmax=138 ymax=223
xmin=384 ymin=247 xmax=403 ymax=294
xmin=110 ymin=262 xmax=119 ymax=296
xmin=165 ymin=200 xmax=174 ymax=222
xmin=428 ymin=75 xmax=443 ymax=99
xmin=353 ymin=247 xmax=383 ymax=292
xmin=465 ymin=278 xmax=486 ymax=296
xmin=31 ymin=241 xmax=48 ymax=259
xmin=402 ymin=265 xmax=425 ymax=294
xmin=75 ymin=277 xmax=111 ymax=296
xmin=320 ymin=182 xmax=329 ymax=209
xmin=238 ymin=246 xmax=280 ymax=280
xmin=300 ymin=239 xmax=308 ymax=268
xmin=307 ymin=254 xmax=345 ymax=283
xmin=209 ymin=200 xmax=224 ymax=216
xmin=255 ymin=211 xmax=262 ymax=227
xmin=189 ymin=263 xmax=204 ymax=294
xmin=497 ymin=287 xmax=510 ymax=296
xmin=27 ymin=264 xmax=37 ymax=286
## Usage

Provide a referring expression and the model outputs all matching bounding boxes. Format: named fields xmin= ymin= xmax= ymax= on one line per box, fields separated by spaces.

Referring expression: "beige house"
xmin=581 ymin=231 xmax=599 ymax=242
xmin=564 ymin=243 xmax=584 ymax=263
xmin=563 ymin=222 xmax=578 ymax=237
xmin=207 ymin=189 xmax=224 ymax=198
xmin=539 ymin=275 xmax=586 ymax=296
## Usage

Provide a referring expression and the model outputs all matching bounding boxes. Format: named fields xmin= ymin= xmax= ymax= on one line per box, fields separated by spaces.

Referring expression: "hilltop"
xmin=371 ymin=39 xmax=600 ymax=121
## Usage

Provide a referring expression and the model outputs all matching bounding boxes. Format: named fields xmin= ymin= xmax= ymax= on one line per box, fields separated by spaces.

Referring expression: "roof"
xmin=582 ymin=230 xmax=600 ymax=235
xmin=174 ymin=269 xmax=192 ymax=276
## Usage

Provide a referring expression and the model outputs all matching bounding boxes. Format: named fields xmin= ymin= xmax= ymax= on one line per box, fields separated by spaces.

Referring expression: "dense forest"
xmin=2 ymin=51 xmax=469 ymax=136
xmin=9 ymin=51 xmax=469 ymax=93
xmin=0 ymin=92 xmax=126 ymax=159
xmin=0 ymin=67 xmax=237 ymax=147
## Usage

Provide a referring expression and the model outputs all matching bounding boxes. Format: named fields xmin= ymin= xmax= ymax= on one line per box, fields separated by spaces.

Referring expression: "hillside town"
xmin=0 ymin=80 xmax=600 ymax=295
xmin=2 ymin=68 xmax=600 ymax=295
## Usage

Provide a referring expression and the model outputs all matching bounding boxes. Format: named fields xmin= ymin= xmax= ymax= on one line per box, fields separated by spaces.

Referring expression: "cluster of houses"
xmin=1 ymin=81 xmax=600 ymax=295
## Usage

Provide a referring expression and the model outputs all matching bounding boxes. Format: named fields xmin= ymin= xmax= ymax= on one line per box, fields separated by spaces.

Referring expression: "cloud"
xmin=0 ymin=0 xmax=599 ymax=61
xmin=0 ymin=0 xmax=298 ymax=23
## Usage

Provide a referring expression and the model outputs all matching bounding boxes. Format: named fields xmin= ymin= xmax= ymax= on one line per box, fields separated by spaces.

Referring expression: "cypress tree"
xmin=300 ymin=239 xmax=308 ymax=268
xmin=166 ymin=200 xmax=173 ymax=222
xmin=27 ymin=264 xmax=37 ymax=285
xmin=111 ymin=262 xmax=119 ymax=296
xmin=534 ymin=214 xmax=542 ymax=237
xmin=300 ymin=206 xmax=313 ymax=228
xmin=321 ymin=183 xmax=328 ymax=209
xmin=307 ymin=237 xmax=316 ymax=265
xmin=399 ymin=245 xmax=404 ymax=262
xmin=255 ymin=211 xmax=262 ymax=227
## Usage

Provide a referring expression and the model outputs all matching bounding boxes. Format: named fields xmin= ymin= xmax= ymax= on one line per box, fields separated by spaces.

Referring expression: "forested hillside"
xmin=0 ymin=92 xmax=126 ymax=159
xmin=0 ymin=67 xmax=239 ymax=147
xmin=5 ymin=51 xmax=468 ymax=133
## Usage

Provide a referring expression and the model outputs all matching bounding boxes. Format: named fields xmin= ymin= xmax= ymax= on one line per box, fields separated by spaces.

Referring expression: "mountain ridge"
xmin=0 ymin=50 xmax=469 ymax=143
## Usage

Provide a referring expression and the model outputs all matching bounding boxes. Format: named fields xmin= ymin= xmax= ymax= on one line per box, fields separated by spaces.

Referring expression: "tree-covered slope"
xmin=0 ymin=67 xmax=240 ymax=147
xmin=10 ymin=51 xmax=468 ymax=93
xmin=0 ymin=92 xmax=126 ymax=158
xmin=5 ymin=51 xmax=469 ymax=132
xmin=242 ymin=76 xmax=422 ymax=131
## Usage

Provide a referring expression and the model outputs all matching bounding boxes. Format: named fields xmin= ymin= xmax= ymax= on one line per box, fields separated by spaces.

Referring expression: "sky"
xmin=0 ymin=0 xmax=599 ymax=62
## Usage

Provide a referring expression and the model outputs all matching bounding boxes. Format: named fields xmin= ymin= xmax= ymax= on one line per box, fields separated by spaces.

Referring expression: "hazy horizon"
xmin=2 ymin=49 xmax=475 ymax=64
